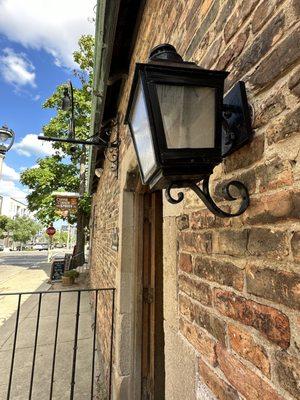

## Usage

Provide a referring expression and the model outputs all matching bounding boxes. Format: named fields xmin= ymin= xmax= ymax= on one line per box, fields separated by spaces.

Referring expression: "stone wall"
xmin=91 ymin=0 xmax=300 ymax=398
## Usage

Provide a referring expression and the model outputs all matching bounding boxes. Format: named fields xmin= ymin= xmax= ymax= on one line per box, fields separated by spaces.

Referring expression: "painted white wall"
xmin=0 ymin=195 xmax=30 ymax=219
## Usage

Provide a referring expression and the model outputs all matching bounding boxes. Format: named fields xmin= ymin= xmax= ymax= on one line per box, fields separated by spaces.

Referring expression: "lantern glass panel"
xmin=156 ymin=84 xmax=216 ymax=149
xmin=130 ymin=81 xmax=157 ymax=180
xmin=0 ymin=131 xmax=10 ymax=143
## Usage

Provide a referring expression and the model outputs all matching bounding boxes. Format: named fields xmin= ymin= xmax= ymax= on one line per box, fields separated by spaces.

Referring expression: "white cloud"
xmin=0 ymin=48 xmax=36 ymax=87
xmin=13 ymin=134 xmax=56 ymax=157
xmin=0 ymin=180 xmax=28 ymax=202
xmin=20 ymin=164 xmax=38 ymax=172
xmin=2 ymin=162 xmax=20 ymax=181
xmin=0 ymin=0 xmax=95 ymax=69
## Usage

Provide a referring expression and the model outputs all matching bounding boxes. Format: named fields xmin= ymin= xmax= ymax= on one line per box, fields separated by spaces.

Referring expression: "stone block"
xmin=179 ymin=274 xmax=212 ymax=306
xmin=223 ymin=135 xmax=264 ymax=173
xmin=217 ymin=344 xmax=284 ymax=400
xmin=180 ymin=318 xmax=217 ymax=366
xmin=214 ymin=289 xmax=290 ymax=348
xmin=228 ymin=324 xmax=270 ymax=377
xmin=194 ymin=257 xmax=244 ymax=291
xmin=178 ymin=252 xmax=193 ymax=273
xmin=267 ymin=107 xmax=300 ymax=144
xmin=247 ymin=228 xmax=289 ymax=260
xmin=213 ymin=229 xmax=249 ymax=257
xmin=250 ymin=27 xmax=300 ymax=89
xmin=291 ymin=231 xmax=300 ymax=262
xmin=199 ymin=360 xmax=239 ymax=400
xmin=246 ymin=264 xmax=300 ymax=310
xmin=275 ymin=350 xmax=300 ymax=399
xmin=224 ymin=0 xmax=259 ymax=43
xmin=178 ymin=231 xmax=213 ymax=254
xmin=288 ymin=66 xmax=300 ymax=98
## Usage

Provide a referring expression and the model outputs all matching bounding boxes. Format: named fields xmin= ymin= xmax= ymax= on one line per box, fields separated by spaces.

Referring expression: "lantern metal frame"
xmin=125 ymin=44 xmax=252 ymax=218
xmin=126 ymin=61 xmax=228 ymax=189
xmin=0 ymin=125 xmax=15 ymax=155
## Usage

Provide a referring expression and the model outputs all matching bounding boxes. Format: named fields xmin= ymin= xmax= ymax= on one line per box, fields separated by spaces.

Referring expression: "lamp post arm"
xmin=37 ymin=135 xmax=117 ymax=148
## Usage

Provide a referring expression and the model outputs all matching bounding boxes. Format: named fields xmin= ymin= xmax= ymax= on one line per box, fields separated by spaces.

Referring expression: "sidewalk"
xmin=0 ymin=262 xmax=51 ymax=329
xmin=0 ymin=271 xmax=100 ymax=400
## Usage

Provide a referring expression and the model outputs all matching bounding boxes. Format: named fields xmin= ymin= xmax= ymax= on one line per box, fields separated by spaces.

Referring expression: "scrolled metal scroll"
xmin=165 ymin=185 xmax=184 ymax=204
xmin=165 ymin=176 xmax=250 ymax=218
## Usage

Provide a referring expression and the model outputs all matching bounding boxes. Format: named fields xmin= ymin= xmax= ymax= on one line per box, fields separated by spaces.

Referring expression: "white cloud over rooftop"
xmin=0 ymin=179 xmax=28 ymax=202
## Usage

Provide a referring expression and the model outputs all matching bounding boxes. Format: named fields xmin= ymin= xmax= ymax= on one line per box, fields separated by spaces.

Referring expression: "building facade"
xmin=0 ymin=195 xmax=30 ymax=219
xmin=88 ymin=0 xmax=300 ymax=399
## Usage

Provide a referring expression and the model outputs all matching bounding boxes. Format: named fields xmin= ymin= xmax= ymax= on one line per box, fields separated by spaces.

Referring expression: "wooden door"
xmin=140 ymin=191 xmax=164 ymax=400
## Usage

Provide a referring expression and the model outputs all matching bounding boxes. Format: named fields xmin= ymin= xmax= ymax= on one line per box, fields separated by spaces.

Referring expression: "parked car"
xmin=0 ymin=244 xmax=4 ymax=251
xmin=33 ymin=243 xmax=48 ymax=251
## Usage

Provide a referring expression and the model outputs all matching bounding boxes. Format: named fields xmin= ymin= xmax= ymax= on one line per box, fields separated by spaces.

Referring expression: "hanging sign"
xmin=52 ymin=191 xmax=79 ymax=216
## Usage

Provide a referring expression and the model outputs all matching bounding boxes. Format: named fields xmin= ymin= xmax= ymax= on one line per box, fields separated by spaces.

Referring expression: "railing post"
xmin=49 ymin=291 xmax=62 ymax=400
xmin=6 ymin=294 xmax=22 ymax=400
xmin=91 ymin=289 xmax=99 ymax=399
xmin=28 ymin=292 xmax=43 ymax=399
xmin=70 ymin=291 xmax=81 ymax=400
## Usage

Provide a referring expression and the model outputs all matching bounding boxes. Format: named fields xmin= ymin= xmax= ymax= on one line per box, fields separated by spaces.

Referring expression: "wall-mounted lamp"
xmin=61 ymin=80 xmax=75 ymax=138
xmin=125 ymin=44 xmax=252 ymax=218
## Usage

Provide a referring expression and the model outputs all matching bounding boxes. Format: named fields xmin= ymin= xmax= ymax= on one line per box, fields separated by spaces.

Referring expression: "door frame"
xmin=139 ymin=191 xmax=164 ymax=399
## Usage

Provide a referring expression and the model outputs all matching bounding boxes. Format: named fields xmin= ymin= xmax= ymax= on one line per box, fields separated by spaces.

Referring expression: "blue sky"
xmin=0 ymin=0 xmax=95 ymax=204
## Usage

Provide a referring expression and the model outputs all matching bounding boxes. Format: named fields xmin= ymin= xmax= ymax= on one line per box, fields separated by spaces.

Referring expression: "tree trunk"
xmin=74 ymin=147 xmax=86 ymax=267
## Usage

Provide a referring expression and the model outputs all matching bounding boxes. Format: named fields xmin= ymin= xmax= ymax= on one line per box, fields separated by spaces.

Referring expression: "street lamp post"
xmin=0 ymin=125 xmax=15 ymax=180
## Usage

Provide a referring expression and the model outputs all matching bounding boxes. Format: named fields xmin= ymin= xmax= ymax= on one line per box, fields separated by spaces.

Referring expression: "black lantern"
xmin=0 ymin=125 xmax=15 ymax=154
xmin=61 ymin=80 xmax=75 ymax=138
xmin=125 ymin=44 xmax=252 ymax=218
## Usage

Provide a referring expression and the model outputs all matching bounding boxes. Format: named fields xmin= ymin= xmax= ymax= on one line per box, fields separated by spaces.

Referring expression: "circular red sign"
xmin=46 ymin=226 xmax=56 ymax=236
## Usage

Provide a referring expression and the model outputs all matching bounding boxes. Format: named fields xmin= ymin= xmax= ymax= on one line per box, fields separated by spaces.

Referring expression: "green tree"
xmin=20 ymin=156 xmax=79 ymax=225
xmin=0 ymin=215 xmax=10 ymax=239
xmin=21 ymin=35 xmax=94 ymax=266
xmin=53 ymin=230 xmax=68 ymax=245
xmin=6 ymin=217 xmax=41 ymax=248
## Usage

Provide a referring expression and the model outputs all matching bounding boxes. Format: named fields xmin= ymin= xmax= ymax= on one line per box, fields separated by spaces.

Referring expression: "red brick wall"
xmin=91 ymin=0 xmax=300 ymax=398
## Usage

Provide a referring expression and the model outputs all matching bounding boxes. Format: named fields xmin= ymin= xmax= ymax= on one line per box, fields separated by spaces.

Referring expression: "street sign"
xmin=46 ymin=226 xmax=56 ymax=236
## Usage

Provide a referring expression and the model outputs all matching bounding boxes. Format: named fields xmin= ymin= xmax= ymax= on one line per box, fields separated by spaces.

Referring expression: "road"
xmin=0 ymin=251 xmax=52 ymax=327
xmin=0 ymin=251 xmax=49 ymax=286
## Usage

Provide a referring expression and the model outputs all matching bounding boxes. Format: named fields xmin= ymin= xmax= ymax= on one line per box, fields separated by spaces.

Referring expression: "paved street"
xmin=0 ymin=251 xmax=52 ymax=327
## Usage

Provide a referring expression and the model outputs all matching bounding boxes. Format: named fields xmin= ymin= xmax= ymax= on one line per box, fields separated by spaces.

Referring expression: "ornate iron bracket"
xmin=103 ymin=117 xmax=120 ymax=178
xmin=165 ymin=176 xmax=249 ymax=218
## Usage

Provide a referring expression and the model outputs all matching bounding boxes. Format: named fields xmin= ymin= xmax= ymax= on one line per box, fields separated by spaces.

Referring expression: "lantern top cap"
xmin=149 ymin=44 xmax=184 ymax=63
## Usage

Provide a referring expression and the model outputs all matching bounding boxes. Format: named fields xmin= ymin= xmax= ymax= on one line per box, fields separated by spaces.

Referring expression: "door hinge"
xmin=143 ymin=287 xmax=154 ymax=304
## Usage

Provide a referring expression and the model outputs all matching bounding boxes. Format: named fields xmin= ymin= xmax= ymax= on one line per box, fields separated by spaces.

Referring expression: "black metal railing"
xmin=0 ymin=288 xmax=115 ymax=400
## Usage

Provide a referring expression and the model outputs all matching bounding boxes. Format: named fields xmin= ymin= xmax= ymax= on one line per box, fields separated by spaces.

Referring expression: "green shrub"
xmin=64 ymin=270 xmax=79 ymax=278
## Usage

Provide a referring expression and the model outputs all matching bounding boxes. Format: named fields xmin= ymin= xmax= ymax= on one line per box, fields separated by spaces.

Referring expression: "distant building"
xmin=0 ymin=196 xmax=33 ymax=249
xmin=0 ymin=195 xmax=30 ymax=219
